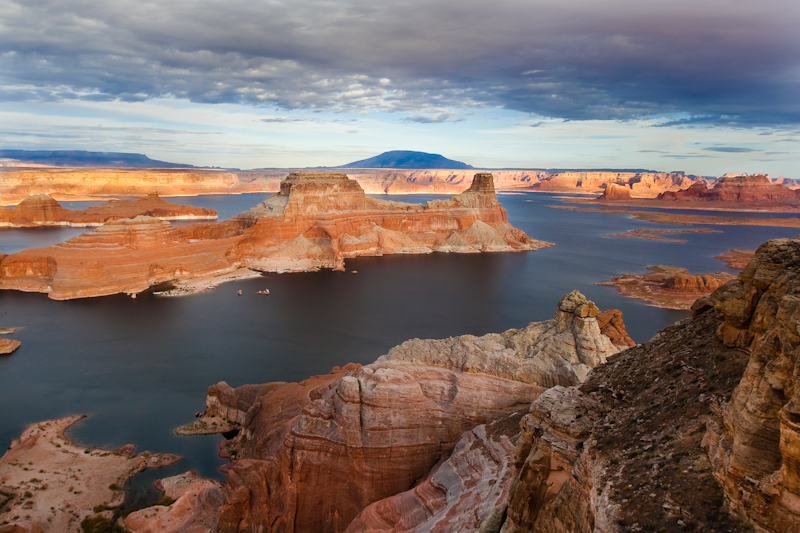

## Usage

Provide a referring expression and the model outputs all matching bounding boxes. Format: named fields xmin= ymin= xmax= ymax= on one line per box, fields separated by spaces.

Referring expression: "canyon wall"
xmin=0 ymin=167 xmax=698 ymax=203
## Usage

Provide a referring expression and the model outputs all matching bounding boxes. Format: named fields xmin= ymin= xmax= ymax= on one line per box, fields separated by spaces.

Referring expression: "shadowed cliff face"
xmin=696 ymin=236 xmax=800 ymax=532
xmin=203 ymin=292 xmax=619 ymax=533
xmin=0 ymin=172 xmax=550 ymax=299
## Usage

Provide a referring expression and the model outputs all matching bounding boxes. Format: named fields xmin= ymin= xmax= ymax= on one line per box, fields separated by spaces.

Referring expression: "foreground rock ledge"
xmin=179 ymin=291 xmax=622 ymax=533
xmin=0 ymin=172 xmax=551 ymax=300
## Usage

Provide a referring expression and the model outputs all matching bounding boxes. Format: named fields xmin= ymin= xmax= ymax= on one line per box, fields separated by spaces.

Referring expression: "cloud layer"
xmin=1 ymin=0 xmax=798 ymax=125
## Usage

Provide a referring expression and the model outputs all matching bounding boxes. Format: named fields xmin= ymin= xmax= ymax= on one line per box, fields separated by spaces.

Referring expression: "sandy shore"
xmin=569 ymin=196 xmax=800 ymax=213
xmin=153 ymin=268 xmax=265 ymax=297
xmin=0 ymin=415 xmax=180 ymax=533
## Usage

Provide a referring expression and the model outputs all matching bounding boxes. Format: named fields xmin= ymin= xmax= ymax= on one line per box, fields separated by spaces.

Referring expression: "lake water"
xmin=0 ymin=191 xmax=796 ymax=488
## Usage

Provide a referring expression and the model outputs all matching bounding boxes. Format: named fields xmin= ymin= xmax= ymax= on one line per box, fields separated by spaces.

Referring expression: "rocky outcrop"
xmin=599 ymin=265 xmax=736 ymax=310
xmin=596 ymin=309 xmax=636 ymax=347
xmin=693 ymin=237 xmax=800 ymax=532
xmin=0 ymin=172 xmax=549 ymax=299
xmin=124 ymin=472 xmax=224 ymax=533
xmin=205 ymin=292 xmax=618 ymax=533
xmin=598 ymin=183 xmax=632 ymax=201
xmin=497 ymin=306 xmax=753 ymax=533
xmin=715 ymin=249 xmax=757 ymax=269
xmin=0 ymin=192 xmax=216 ymax=227
xmin=0 ymin=167 xmax=699 ymax=203
xmin=658 ymin=174 xmax=800 ymax=207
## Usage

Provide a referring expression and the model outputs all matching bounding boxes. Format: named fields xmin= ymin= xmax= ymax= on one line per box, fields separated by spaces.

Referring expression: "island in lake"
xmin=0 ymin=172 xmax=551 ymax=300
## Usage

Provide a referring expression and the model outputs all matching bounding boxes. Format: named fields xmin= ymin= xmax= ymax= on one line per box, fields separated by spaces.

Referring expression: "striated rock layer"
xmin=0 ymin=172 xmax=550 ymax=299
xmin=201 ymin=292 xmax=620 ymax=533
xmin=657 ymin=174 xmax=800 ymax=207
xmin=694 ymin=237 xmax=800 ymax=532
xmin=0 ymin=168 xmax=279 ymax=205
xmin=0 ymin=192 xmax=216 ymax=227
xmin=0 ymin=167 xmax=699 ymax=203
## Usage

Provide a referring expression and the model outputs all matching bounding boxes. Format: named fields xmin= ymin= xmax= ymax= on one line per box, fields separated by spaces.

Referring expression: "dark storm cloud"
xmin=1 ymin=0 xmax=798 ymax=125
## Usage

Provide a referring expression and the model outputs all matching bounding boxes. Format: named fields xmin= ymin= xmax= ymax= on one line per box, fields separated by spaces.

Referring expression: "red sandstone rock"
xmin=596 ymin=309 xmax=636 ymax=347
xmin=206 ymin=292 xmax=618 ymax=533
xmin=0 ymin=172 xmax=551 ymax=299
xmin=0 ymin=192 xmax=216 ymax=228
xmin=598 ymin=265 xmax=736 ymax=310
xmin=598 ymin=182 xmax=632 ymax=200
xmin=124 ymin=472 xmax=224 ymax=533
xmin=657 ymin=174 xmax=800 ymax=206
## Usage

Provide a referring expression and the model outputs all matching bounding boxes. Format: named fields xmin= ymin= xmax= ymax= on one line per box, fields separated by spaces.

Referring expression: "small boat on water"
xmin=256 ymin=289 xmax=270 ymax=295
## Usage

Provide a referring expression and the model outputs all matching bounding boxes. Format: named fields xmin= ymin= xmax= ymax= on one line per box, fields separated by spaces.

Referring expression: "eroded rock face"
xmin=596 ymin=309 xmax=636 ymax=347
xmin=209 ymin=292 xmax=618 ymax=533
xmin=0 ymin=172 xmax=550 ymax=299
xmin=658 ymin=174 xmax=800 ymax=206
xmin=598 ymin=183 xmax=632 ymax=201
xmin=694 ymin=236 xmax=800 ymax=532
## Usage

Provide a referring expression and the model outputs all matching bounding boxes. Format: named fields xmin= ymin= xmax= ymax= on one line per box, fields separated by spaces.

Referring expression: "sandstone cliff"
xmin=0 ymin=167 xmax=698 ymax=203
xmin=0 ymin=168 xmax=280 ymax=204
xmin=200 ymin=292 xmax=620 ymax=533
xmin=0 ymin=192 xmax=216 ymax=227
xmin=657 ymin=174 xmax=800 ymax=207
xmin=0 ymin=172 xmax=549 ymax=299
xmin=598 ymin=183 xmax=632 ymax=201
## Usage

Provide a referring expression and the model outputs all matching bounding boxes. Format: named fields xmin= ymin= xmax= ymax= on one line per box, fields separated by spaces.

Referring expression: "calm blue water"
xmin=0 ymin=192 xmax=796 ymax=486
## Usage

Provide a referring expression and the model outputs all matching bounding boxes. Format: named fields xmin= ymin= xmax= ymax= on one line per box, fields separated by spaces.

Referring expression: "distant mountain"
xmin=0 ymin=150 xmax=196 ymax=168
xmin=337 ymin=150 xmax=474 ymax=169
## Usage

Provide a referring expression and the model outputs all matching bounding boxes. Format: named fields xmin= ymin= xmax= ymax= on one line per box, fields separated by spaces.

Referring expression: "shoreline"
xmin=0 ymin=415 xmax=180 ymax=532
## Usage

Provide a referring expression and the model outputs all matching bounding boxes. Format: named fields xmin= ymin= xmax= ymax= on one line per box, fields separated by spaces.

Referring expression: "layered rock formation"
xmin=0 ymin=168 xmax=280 ymax=204
xmin=596 ymin=309 xmax=636 ymax=347
xmin=199 ymin=292 xmax=620 ymax=533
xmin=0 ymin=172 xmax=550 ymax=299
xmin=598 ymin=182 xmax=632 ymax=200
xmin=0 ymin=167 xmax=699 ymax=203
xmin=532 ymin=172 xmax=693 ymax=197
xmin=124 ymin=472 xmax=224 ymax=533
xmin=0 ymin=192 xmax=216 ymax=227
xmin=599 ymin=265 xmax=736 ymax=309
xmin=657 ymin=174 xmax=800 ymax=207
xmin=694 ymin=237 xmax=800 ymax=532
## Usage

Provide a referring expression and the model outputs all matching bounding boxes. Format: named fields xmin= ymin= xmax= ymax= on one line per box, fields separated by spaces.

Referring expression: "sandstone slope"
xmin=0 ymin=192 xmax=216 ymax=228
xmin=0 ymin=172 xmax=550 ymax=300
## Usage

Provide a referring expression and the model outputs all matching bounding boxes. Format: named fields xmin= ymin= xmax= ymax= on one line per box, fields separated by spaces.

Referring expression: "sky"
xmin=0 ymin=0 xmax=798 ymax=176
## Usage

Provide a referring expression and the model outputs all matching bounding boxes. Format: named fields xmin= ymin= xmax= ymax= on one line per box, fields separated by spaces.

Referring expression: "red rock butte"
xmin=0 ymin=172 xmax=552 ymax=299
